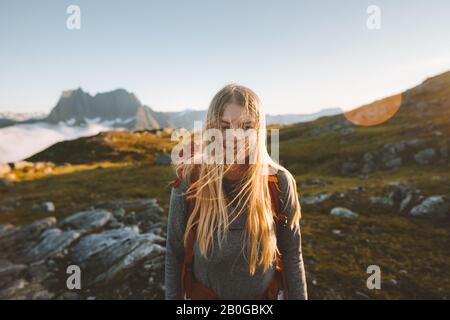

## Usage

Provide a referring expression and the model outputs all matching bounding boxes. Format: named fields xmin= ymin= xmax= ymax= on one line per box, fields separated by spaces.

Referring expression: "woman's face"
xmin=220 ymin=103 xmax=256 ymax=164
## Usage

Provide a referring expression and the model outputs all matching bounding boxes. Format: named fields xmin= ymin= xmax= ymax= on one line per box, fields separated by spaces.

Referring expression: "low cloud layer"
xmin=0 ymin=120 xmax=125 ymax=163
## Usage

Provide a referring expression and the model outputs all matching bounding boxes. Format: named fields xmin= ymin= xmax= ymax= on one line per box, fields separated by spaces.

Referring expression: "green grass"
xmin=0 ymin=162 xmax=175 ymax=226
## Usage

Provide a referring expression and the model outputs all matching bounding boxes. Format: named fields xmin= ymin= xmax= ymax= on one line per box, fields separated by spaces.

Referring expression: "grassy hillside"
xmin=25 ymin=129 xmax=177 ymax=164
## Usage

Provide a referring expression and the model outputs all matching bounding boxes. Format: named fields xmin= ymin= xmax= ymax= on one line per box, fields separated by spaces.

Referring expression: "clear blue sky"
xmin=1 ymin=0 xmax=450 ymax=114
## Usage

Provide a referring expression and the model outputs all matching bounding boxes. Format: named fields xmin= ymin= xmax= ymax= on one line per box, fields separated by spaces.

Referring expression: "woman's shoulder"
xmin=272 ymin=167 xmax=299 ymax=215
xmin=272 ymin=167 xmax=294 ymax=188
xmin=170 ymin=165 xmax=197 ymax=190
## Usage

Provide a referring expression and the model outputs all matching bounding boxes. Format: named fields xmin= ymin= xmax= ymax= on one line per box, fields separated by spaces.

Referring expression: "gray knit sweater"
xmin=164 ymin=169 xmax=308 ymax=300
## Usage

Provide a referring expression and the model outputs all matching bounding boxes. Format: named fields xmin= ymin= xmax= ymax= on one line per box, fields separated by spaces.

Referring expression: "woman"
xmin=165 ymin=84 xmax=307 ymax=300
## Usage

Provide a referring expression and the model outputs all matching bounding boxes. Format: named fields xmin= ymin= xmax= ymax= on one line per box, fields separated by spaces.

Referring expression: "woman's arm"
xmin=277 ymin=170 xmax=308 ymax=300
xmin=164 ymin=183 xmax=188 ymax=300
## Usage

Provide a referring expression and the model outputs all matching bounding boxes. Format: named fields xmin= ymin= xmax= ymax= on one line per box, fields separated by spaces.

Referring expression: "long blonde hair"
xmin=173 ymin=84 xmax=301 ymax=275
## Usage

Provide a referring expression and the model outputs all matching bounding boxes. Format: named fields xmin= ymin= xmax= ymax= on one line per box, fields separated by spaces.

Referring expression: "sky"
xmin=1 ymin=0 xmax=450 ymax=115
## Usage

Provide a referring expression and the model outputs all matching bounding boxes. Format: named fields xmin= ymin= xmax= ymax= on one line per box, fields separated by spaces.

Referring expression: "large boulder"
xmin=0 ymin=217 xmax=57 ymax=260
xmin=71 ymin=227 xmax=140 ymax=263
xmin=330 ymin=207 xmax=359 ymax=218
xmin=414 ymin=148 xmax=436 ymax=165
xmin=0 ymin=260 xmax=27 ymax=287
xmin=0 ymin=163 xmax=11 ymax=176
xmin=71 ymin=231 xmax=165 ymax=286
xmin=410 ymin=195 xmax=450 ymax=219
xmin=23 ymin=228 xmax=81 ymax=263
xmin=60 ymin=209 xmax=112 ymax=232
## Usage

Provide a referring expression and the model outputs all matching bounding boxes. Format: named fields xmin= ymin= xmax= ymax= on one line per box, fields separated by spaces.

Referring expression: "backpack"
xmin=170 ymin=165 xmax=289 ymax=300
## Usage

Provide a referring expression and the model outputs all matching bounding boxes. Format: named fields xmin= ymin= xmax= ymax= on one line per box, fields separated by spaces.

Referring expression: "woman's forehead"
xmin=221 ymin=103 xmax=255 ymax=123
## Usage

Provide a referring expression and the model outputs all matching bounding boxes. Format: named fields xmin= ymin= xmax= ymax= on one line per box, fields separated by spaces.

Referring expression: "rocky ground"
xmin=300 ymin=178 xmax=450 ymax=219
xmin=0 ymin=198 xmax=166 ymax=300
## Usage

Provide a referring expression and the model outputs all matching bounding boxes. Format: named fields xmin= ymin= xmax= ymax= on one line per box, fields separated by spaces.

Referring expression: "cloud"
xmin=0 ymin=120 xmax=126 ymax=163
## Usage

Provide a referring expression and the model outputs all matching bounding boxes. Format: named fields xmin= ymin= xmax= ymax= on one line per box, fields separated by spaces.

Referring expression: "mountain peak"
xmin=45 ymin=88 xmax=150 ymax=128
xmin=61 ymin=87 xmax=86 ymax=98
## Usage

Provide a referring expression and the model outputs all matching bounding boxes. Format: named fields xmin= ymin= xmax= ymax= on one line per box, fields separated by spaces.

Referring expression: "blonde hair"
xmin=174 ymin=83 xmax=301 ymax=275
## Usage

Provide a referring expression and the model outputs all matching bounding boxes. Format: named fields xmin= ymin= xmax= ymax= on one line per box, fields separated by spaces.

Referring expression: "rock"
xmin=113 ymin=208 xmax=126 ymax=219
xmin=340 ymin=127 xmax=354 ymax=135
xmin=60 ymin=209 xmax=112 ymax=231
xmin=432 ymin=176 xmax=449 ymax=182
xmin=383 ymin=142 xmax=406 ymax=154
xmin=93 ymin=241 xmax=165 ymax=285
xmin=71 ymin=227 xmax=140 ymax=263
xmin=301 ymin=192 xmax=333 ymax=205
xmin=354 ymin=291 xmax=371 ymax=300
xmin=414 ymin=148 xmax=436 ymax=165
xmin=27 ymin=261 xmax=52 ymax=282
xmin=341 ymin=160 xmax=359 ymax=176
xmin=383 ymin=279 xmax=398 ymax=288
xmin=0 ymin=279 xmax=28 ymax=299
xmin=32 ymin=289 xmax=55 ymax=300
xmin=58 ymin=292 xmax=81 ymax=300
xmin=322 ymin=288 xmax=344 ymax=300
xmin=24 ymin=228 xmax=81 ymax=263
xmin=0 ymin=217 xmax=57 ymax=258
xmin=399 ymin=189 xmax=422 ymax=213
xmin=31 ymin=202 xmax=55 ymax=212
xmin=440 ymin=146 xmax=449 ymax=159
xmin=370 ymin=196 xmax=394 ymax=208
xmin=155 ymin=152 xmax=172 ymax=165
xmin=330 ymin=207 xmax=359 ymax=218
xmin=410 ymin=195 xmax=450 ymax=219
xmin=135 ymin=207 xmax=164 ymax=225
xmin=0 ymin=279 xmax=53 ymax=299
xmin=0 ymin=163 xmax=12 ymax=176
xmin=0 ymin=224 xmax=14 ymax=235
xmin=0 ymin=178 xmax=13 ymax=188
xmin=44 ymin=167 xmax=53 ymax=174
xmin=107 ymin=219 xmax=125 ymax=229
xmin=363 ymin=152 xmax=374 ymax=163
xmin=361 ymin=162 xmax=374 ymax=174
xmin=5 ymin=173 xmax=16 ymax=180
xmin=387 ymin=182 xmax=423 ymax=214
xmin=72 ymin=232 xmax=165 ymax=286
xmin=301 ymin=178 xmax=332 ymax=186
xmin=13 ymin=161 xmax=34 ymax=170
xmin=0 ymin=260 xmax=27 ymax=287
xmin=384 ymin=157 xmax=402 ymax=169
xmin=0 ymin=260 xmax=27 ymax=277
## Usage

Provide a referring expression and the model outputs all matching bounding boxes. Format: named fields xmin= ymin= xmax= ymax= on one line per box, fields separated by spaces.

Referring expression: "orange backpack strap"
xmin=170 ymin=166 xmax=184 ymax=188
xmin=268 ymin=174 xmax=289 ymax=300
xmin=180 ymin=165 xmax=201 ymax=299
xmin=181 ymin=195 xmax=198 ymax=299
xmin=268 ymin=175 xmax=288 ymax=228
